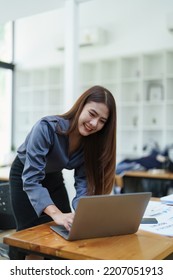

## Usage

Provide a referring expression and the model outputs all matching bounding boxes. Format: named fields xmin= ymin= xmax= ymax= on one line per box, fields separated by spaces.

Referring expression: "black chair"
xmin=0 ymin=182 xmax=16 ymax=230
xmin=0 ymin=182 xmax=16 ymax=259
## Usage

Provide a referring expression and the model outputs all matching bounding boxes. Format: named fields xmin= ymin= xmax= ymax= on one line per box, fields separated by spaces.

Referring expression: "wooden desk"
xmin=122 ymin=170 xmax=173 ymax=195
xmin=123 ymin=170 xmax=173 ymax=180
xmin=4 ymin=220 xmax=173 ymax=260
xmin=0 ymin=166 xmax=10 ymax=182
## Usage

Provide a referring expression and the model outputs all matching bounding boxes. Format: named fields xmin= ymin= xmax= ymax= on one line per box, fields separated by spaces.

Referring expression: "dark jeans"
xmin=9 ymin=156 xmax=71 ymax=231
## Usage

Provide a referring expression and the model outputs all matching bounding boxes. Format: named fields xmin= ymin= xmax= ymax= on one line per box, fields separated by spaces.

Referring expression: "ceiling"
xmin=0 ymin=0 xmax=64 ymax=24
xmin=0 ymin=0 xmax=91 ymax=24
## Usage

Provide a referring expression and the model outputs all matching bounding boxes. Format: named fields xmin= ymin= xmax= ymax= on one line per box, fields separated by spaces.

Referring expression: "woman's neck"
xmin=68 ymin=128 xmax=82 ymax=156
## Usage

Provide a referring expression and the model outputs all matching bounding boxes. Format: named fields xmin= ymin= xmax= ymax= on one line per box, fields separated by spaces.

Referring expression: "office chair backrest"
xmin=0 ymin=182 xmax=16 ymax=229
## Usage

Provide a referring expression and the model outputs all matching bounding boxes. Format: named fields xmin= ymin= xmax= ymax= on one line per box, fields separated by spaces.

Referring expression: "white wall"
xmin=14 ymin=8 xmax=65 ymax=68
xmin=79 ymin=0 xmax=173 ymax=58
xmin=14 ymin=0 xmax=173 ymax=68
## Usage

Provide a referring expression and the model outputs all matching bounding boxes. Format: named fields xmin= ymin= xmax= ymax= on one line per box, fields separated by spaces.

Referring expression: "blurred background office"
xmin=1 ymin=0 xmax=173 ymax=200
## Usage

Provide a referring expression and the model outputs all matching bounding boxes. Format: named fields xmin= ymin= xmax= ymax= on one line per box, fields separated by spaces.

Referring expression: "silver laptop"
xmin=50 ymin=192 xmax=151 ymax=241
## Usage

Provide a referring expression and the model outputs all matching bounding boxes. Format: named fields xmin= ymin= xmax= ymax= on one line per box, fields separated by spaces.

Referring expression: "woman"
xmin=10 ymin=85 xmax=116 ymax=235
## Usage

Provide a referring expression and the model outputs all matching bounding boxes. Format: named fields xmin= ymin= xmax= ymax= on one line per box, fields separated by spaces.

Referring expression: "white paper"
xmin=139 ymin=201 xmax=173 ymax=236
xmin=160 ymin=194 xmax=173 ymax=205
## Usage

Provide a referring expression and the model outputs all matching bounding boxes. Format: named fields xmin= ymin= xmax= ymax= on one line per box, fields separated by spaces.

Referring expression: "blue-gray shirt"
xmin=17 ymin=115 xmax=87 ymax=216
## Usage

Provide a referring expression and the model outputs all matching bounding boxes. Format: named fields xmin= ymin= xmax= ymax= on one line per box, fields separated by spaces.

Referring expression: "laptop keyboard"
xmin=58 ymin=226 xmax=70 ymax=238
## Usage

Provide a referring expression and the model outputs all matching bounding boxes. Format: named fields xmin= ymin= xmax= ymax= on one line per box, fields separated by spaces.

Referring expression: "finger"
xmin=68 ymin=217 xmax=74 ymax=224
xmin=64 ymin=222 xmax=71 ymax=231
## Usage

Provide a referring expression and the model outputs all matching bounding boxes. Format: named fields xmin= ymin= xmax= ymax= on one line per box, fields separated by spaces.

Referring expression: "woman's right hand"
xmin=44 ymin=204 xmax=75 ymax=231
xmin=52 ymin=212 xmax=75 ymax=231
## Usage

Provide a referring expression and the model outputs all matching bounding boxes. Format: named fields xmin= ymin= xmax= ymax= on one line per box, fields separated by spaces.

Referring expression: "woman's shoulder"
xmin=39 ymin=115 xmax=70 ymax=132
xmin=40 ymin=115 xmax=62 ymax=123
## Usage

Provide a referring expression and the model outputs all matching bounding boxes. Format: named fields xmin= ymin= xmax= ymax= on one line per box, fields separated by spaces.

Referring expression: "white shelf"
xmin=14 ymin=49 xmax=173 ymax=162
xmin=14 ymin=67 xmax=64 ymax=149
xmin=119 ymin=126 xmax=139 ymax=131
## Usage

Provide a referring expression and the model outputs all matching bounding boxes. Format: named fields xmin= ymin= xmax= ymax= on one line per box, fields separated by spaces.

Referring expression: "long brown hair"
xmin=58 ymin=85 xmax=116 ymax=195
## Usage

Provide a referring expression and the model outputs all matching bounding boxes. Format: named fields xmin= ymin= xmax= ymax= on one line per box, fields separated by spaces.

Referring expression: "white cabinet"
xmin=14 ymin=49 xmax=173 ymax=163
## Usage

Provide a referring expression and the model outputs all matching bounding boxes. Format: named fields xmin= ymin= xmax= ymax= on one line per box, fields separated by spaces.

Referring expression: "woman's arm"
xmin=21 ymin=121 xmax=55 ymax=216
xmin=72 ymin=163 xmax=88 ymax=210
xmin=44 ymin=204 xmax=74 ymax=231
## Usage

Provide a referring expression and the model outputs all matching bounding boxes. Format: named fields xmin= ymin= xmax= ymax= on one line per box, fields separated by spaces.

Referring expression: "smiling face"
xmin=78 ymin=101 xmax=109 ymax=136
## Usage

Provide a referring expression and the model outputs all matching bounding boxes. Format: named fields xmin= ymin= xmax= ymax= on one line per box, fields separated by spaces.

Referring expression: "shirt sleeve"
xmin=72 ymin=163 xmax=88 ymax=210
xmin=22 ymin=121 xmax=55 ymax=216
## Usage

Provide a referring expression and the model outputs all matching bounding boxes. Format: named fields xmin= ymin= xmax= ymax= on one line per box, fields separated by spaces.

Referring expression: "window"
xmin=0 ymin=22 xmax=13 ymax=62
xmin=0 ymin=22 xmax=14 ymax=166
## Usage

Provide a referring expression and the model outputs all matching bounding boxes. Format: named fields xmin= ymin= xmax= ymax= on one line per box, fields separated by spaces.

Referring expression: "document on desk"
xmin=139 ymin=201 xmax=173 ymax=237
xmin=160 ymin=194 xmax=173 ymax=205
